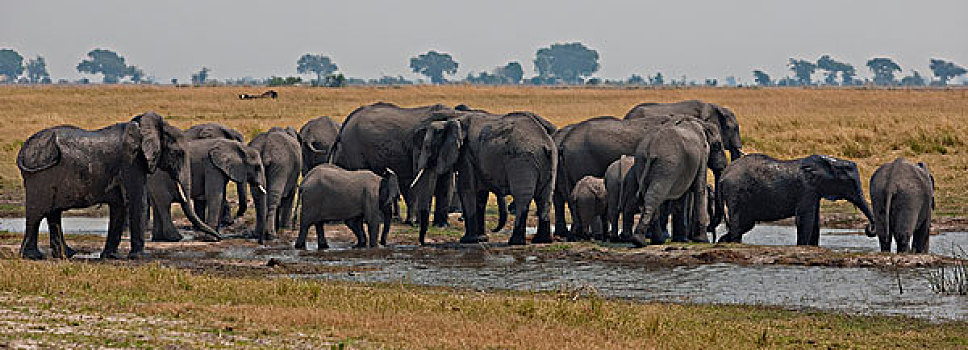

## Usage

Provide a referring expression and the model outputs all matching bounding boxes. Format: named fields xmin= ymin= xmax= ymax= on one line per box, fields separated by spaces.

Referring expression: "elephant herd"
xmin=16 ymin=100 xmax=935 ymax=259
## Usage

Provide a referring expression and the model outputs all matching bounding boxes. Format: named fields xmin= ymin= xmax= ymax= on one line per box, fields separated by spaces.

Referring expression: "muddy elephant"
xmin=620 ymin=118 xmax=721 ymax=246
xmin=187 ymin=139 xmax=268 ymax=237
xmin=867 ymin=158 xmax=934 ymax=253
xmin=331 ymin=103 xmax=456 ymax=228
xmin=17 ymin=111 xmax=218 ymax=259
xmin=605 ymin=155 xmax=635 ymax=241
xmin=183 ymin=123 xmax=247 ymax=224
xmin=624 ymin=100 xmax=743 ymax=161
xmin=412 ymin=110 xmax=557 ymax=245
xmin=296 ymin=164 xmax=400 ymax=249
xmin=249 ymin=127 xmax=302 ymax=242
xmin=299 ymin=116 xmax=340 ymax=175
xmin=555 ymin=115 xmax=728 ymax=239
xmin=570 ymin=176 xmax=607 ymax=240
xmin=717 ymin=154 xmax=874 ymax=245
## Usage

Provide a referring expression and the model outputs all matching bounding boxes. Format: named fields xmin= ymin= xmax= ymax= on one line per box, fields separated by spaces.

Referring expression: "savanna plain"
xmin=0 ymin=85 xmax=966 ymax=349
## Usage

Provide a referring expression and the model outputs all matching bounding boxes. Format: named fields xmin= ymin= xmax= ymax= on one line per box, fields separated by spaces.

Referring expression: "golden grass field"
xmin=0 ymin=85 xmax=966 ymax=218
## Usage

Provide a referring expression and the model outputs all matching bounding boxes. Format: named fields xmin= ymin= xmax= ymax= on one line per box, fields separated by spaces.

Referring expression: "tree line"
xmin=0 ymin=45 xmax=965 ymax=87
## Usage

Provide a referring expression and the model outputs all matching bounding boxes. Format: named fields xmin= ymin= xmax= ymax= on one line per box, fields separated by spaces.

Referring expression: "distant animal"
xmin=867 ymin=158 xmax=934 ymax=253
xmin=296 ymin=164 xmax=400 ymax=249
xmin=238 ymin=90 xmax=278 ymax=100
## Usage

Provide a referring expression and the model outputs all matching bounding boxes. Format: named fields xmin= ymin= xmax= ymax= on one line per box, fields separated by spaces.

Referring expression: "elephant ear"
xmin=209 ymin=142 xmax=247 ymax=183
xmin=134 ymin=111 xmax=164 ymax=173
xmin=379 ymin=169 xmax=401 ymax=209
xmin=801 ymin=155 xmax=836 ymax=186
xmin=436 ymin=119 xmax=463 ymax=174
xmin=17 ymin=129 xmax=61 ymax=172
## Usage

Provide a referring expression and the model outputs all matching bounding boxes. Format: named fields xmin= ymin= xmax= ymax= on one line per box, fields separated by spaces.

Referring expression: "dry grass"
xmin=1 ymin=85 xmax=966 ymax=218
xmin=0 ymin=259 xmax=964 ymax=349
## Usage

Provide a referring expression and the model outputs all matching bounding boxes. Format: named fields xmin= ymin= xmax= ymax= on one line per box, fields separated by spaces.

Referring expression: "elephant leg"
xmin=553 ymin=189 xmax=570 ymax=237
xmin=912 ymin=218 xmax=930 ymax=254
xmin=794 ymin=198 xmax=820 ymax=246
xmin=346 ymin=217 xmax=366 ymax=248
xmin=400 ymin=186 xmax=416 ymax=225
xmin=432 ymin=174 xmax=452 ymax=228
xmin=204 ymin=184 xmax=225 ymax=232
xmin=509 ymin=170 xmax=539 ymax=245
xmin=47 ymin=210 xmax=74 ymax=259
xmin=458 ymin=190 xmax=488 ymax=244
xmin=220 ymin=197 xmax=233 ymax=226
xmin=316 ymin=222 xmax=328 ymax=250
xmin=20 ymin=208 xmax=45 ymax=260
xmin=150 ymin=185 xmax=183 ymax=242
xmin=720 ymin=207 xmax=754 ymax=243
xmin=809 ymin=201 xmax=821 ymax=246
xmin=509 ymin=194 xmax=532 ymax=246
xmin=193 ymin=199 xmax=207 ymax=224
xmin=670 ymin=200 xmax=688 ymax=243
xmin=295 ymin=217 xmax=311 ymax=250
xmin=533 ymin=192 xmax=554 ymax=244
xmin=367 ymin=217 xmax=380 ymax=248
xmin=126 ymin=187 xmax=148 ymax=259
xmin=278 ymin=193 xmax=296 ymax=229
xmin=894 ymin=216 xmax=918 ymax=253
xmin=102 ymin=203 xmax=127 ymax=260
xmin=689 ymin=177 xmax=710 ymax=243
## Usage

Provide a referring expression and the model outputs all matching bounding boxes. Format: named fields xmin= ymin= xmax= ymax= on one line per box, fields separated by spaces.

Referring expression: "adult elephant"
xmin=717 ymin=154 xmax=874 ymax=245
xmin=867 ymin=158 xmax=934 ymax=253
xmin=620 ymin=118 xmax=722 ymax=246
xmin=554 ymin=115 xmax=728 ymax=238
xmin=411 ymin=110 xmax=557 ymax=245
xmin=330 ymin=102 xmax=456 ymax=228
xmin=17 ymin=111 xmax=218 ymax=259
xmin=299 ymin=116 xmax=340 ymax=175
xmin=249 ymin=127 xmax=302 ymax=242
xmin=149 ymin=138 xmax=268 ymax=242
xmin=624 ymin=100 xmax=743 ymax=161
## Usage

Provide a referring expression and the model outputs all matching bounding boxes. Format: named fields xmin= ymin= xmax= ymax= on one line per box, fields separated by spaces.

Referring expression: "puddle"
xmin=0 ymin=217 xmax=109 ymax=234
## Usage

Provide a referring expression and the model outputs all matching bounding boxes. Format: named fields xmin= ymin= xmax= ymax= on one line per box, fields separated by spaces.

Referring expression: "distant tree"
xmin=627 ymin=74 xmax=646 ymax=85
xmin=752 ymin=70 xmax=772 ymax=86
xmin=866 ymin=57 xmax=901 ymax=86
xmin=125 ymin=65 xmax=144 ymax=83
xmin=533 ymin=42 xmax=600 ymax=84
xmin=409 ymin=50 xmax=458 ymax=84
xmin=322 ymin=73 xmax=346 ymax=87
xmin=25 ymin=56 xmax=50 ymax=84
xmin=191 ymin=67 xmax=210 ymax=85
xmin=841 ymin=65 xmax=857 ymax=85
xmin=900 ymin=70 xmax=926 ymax=86
xmin=267 ymin=76 xmax=302 ymax=86
xmin=929 ymin=58 xmax=967 ymax=86
xmin=76 ymin=49 xmax=140 ymax=83
xmin=171 ymin=78 xmax=178 ymax=85
xmin=816 ymin=55 xmax=854 ymax=86
xmin=704 ymin=78 xmax=718 ymax=86
xmin=465 ymin=72 xmax=501 ymax=85
xmin=495 ymin=61 xmax=523 ymax=84
xmin=788 ymin=58 xmax=817 ymax=86
xmin=649 ymin=72 xmax=664 ymax=86
xmin=724 ymin=76 xmax=738 ymax=87
xmin=296 ymin=54 xmax=338 ymax=86
xmin=0 ymin=49 xmax=24 ymax=83
xmin=370 ymin=75 xmax=413 ymax=85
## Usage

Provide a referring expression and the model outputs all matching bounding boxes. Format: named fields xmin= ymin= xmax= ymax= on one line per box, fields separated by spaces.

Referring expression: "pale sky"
xmin=3 ymin=0 xmax=967 ymax=83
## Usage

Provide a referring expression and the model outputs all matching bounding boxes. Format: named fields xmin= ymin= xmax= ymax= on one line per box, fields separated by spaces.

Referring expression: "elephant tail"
xmin=492 ymin=194 xmax=508 ymax=232
xmin=882 ymin=189 xmax=894 ymax=239
xmin=708 ymin=178 xmax=724 ymax=234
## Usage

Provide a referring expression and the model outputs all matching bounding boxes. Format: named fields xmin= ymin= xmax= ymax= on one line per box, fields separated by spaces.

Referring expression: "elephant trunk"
xmin=252 ymin=184 xmax=269 ymax=243
xmin=176 ymin=183 xmax=221 ymax=241
xmin=849 ymin=191 xmax=875 ymax=232
xmin=729 ymin=147 xmax=744 ymax=161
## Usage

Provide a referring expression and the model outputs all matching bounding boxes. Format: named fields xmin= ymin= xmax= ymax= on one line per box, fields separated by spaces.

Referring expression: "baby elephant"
xmin=867 ymin=158 xmax=934 ymax=253
xmin=296 ymin=164 xmax=400 ymax=249
xmin=570 ymin=176 xmax=608 ymax=241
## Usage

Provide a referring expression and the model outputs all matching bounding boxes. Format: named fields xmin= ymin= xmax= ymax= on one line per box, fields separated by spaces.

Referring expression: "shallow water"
xmin=0 ymin=217 xmax=110 ymax=234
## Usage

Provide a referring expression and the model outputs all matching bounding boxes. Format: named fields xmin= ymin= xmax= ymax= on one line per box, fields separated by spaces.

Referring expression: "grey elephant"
xmin=17 ymin=111 xmax=218 ymax=259
xmin=867 ymin=158 xmax=934 ymax=253
xmin=183 ymin=123 xmax=247 ymax=225
xmin=299 ymin=116 xmax=340 ymax=175
xmin=624 ymin=100 xmax=743 ymax=161
xmin=296 ymin=164 xmax=400 ymax=249
xmin=331 ymin=103 xmax=456 ymax=228
xmin=412 ymin=110 xmax=557 ymax=245
xmin=605 ymin=155 xmax=635 ymax=241
xmin=717 ymin=154 xmax=874 ymax=245
xmin=570 ymin=176 xmax=607 ymax=240
xmin=621 ymin=118 xmax=721 ymax=246
xmin=249 ymin=127 xmax=302 ymax=242
xmin=555 ymin=115 xmax=728 ymax=239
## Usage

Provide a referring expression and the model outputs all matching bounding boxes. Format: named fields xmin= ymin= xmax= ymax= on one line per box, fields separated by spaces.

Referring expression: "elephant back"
xmin=17 ymin=128 xmax=61 ymax=173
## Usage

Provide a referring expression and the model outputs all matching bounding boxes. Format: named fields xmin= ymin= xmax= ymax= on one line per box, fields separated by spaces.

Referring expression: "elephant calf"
xmin=570 ymin=176 xmax=607 ymax=241
xmin=296 ymin=164 xmax=400 ymax=249
xmin=605 ymin=155 xmax=635 ymax=241
xmin=867 ymin=158 xmax=934 ymax=253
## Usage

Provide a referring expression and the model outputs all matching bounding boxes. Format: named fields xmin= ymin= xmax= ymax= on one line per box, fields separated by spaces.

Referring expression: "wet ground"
xmin=1 ymin=217 xmax=965 ymax=321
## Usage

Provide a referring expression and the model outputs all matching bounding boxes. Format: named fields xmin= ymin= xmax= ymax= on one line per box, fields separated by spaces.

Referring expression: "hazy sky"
xmin=3 ymin=0 xmax=967 ymax=83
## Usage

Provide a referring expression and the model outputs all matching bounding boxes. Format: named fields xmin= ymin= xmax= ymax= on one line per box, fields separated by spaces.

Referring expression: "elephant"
xmin=17 ymin=111 xmax=218 ymax=259
xmin=570 ymin=176 xmax=607 ymax=240
xmin=411 ymin=110 xmax=557 ymax=245
xmin=295 ymin=164 xmax=400 ymax=249
xmin=717 ymin=154 xmax=875 ymax=245
xmin=249 ymin=127 xmax=302 ymax=242
xmin=605 ymin=155 xmax=635 ymax=241
xmin=554 ymin=115 xmax=729 ymax=239
xmin=867 ymin=158 xmax=934 ymax=253
xmin=331 ymin=102 xmax=456 ymax=228
xmin=183 ymin=123 xmax=247 ymax=225
xmin=298 ymin=116 xmax=340 ymax=175
xmin=623 ymin=100 xmax=743 ymax=161
xmin=620 ymin=118 xmax=721 ymax=246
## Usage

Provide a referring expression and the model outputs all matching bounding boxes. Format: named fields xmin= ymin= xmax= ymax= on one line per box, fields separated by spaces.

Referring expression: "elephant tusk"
xmin=258 ymin=185 xmax=267 ymax=194
xmin=410 ymin=169 xmax=425 ymax=188
xmin=176 ymin=182 xmax=188 ymax=203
